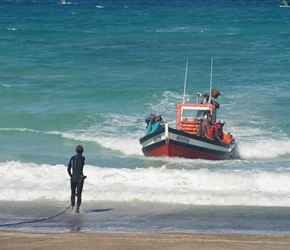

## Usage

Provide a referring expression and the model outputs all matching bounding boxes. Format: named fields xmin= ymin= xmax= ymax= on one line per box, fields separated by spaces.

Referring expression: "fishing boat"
xmin=139 ymin=60 xmax=235 ymax=160
xmin=61 ymin=0 xmax=71 ymax=4
xmin=280 ymin=0 xmax=290 ymax=7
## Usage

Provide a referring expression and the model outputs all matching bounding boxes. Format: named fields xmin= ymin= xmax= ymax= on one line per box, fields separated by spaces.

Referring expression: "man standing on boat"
xmin=202 ymin=113 xmax=214 ymax=140
xmin=201 ymin=93 xmax=220 ymax=109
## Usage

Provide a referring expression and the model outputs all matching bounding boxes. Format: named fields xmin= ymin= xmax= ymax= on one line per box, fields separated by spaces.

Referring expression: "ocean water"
xmin=1 ymin=0 xmax=290 ymax=235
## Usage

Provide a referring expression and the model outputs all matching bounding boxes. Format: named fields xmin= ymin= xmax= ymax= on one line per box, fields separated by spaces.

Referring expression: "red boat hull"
xmin=140 ymin=127 xmax=235 ymax=160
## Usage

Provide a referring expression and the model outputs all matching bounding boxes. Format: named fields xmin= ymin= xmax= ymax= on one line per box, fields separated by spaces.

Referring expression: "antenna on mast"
xmin=209 ymin=57 xmax=213 ymax=102
xmin=182 ymin=60 xmax=188 ymax=104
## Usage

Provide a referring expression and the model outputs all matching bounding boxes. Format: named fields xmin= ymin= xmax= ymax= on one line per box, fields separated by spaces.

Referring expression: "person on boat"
xmin=145 ymin=116 xmax=150 ymax=129
xmin=213 ymin=119 xmax=233 ymax=144
xmin=146 ymin=113 xmax=161 ymax=135
xmin=202 ymin=113 xmax=213 ymax=140
xmin=67 ymin=145 xmax=86 ymax=213
xmin=155 ymin=113 xmax=166 ymax=128
xmin=213 ymin=119 xmax=225 ymax=143
xmin=201 ymin=93 xmax=220 ymax=109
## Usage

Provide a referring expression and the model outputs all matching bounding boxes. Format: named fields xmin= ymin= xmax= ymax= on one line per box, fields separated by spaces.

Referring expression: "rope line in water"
xmin=0 ymin=204 xmax=72 ymax=227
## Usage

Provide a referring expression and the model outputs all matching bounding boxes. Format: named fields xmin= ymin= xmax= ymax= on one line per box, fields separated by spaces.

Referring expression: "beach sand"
xmin=1 ymin=232 xmax=290 ymax=250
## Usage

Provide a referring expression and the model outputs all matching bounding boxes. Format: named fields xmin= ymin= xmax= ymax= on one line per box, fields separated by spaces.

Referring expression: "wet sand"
xmin=1 ymin=232 xmax=290 ymax=250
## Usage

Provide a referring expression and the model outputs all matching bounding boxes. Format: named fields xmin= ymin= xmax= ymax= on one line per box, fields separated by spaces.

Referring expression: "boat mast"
xmin=182 ymin=60 xmax=188 ymax=104
xmin=209 ymin=57 xmax=213 ymax=103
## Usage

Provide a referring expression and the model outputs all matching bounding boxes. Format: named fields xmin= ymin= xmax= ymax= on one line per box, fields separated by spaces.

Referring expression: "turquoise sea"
xmin=1 ymin=0 xmax=290 ymax=235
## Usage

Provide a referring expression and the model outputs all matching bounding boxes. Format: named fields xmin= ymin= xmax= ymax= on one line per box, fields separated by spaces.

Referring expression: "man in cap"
xmin=201 ymin=93 xmax=220 ymax=109
xmin=213 ymin=119 xmax=233 ymax=144
xmin=155 ymin=113 xmax=166 ymax=128
xmin=67 ymin=145 xmax=86 ymax=213
xmin=213 ymin=119 xmax=225 ymax=143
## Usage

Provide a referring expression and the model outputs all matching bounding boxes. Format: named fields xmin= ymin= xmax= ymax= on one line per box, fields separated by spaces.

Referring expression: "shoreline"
xmin=1 ymin=232 xmax=290 ymax=250
xmin=2 ymin=201 xmax=290 ymax=236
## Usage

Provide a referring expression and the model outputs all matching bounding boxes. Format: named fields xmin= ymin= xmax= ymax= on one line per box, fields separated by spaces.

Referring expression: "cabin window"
xmin=182 ymin=109 xmax=210 ymax=120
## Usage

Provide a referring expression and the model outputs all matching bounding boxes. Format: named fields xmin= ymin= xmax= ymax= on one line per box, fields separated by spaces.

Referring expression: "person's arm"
xmin=146 ymin=122 xmax=152 ymax=135
xmin=201 ymin=123 xmax=206 ymax=137
xmin=202 ymin=123 xmax=213 ymax=140
xmin=213 ymin=101 xmax=219 ymax=109
xmin=214 ymin=129 xmax=223 ymax=142
xmin=81 ymin=156 xmax=85 ymax=175
xmin=67 ymin=157 xmax=73 ymax=177
xmin=151 ymin=122 xmax=161 ymax=133
xmin=204 ymin=132 xmax=212 ymax=140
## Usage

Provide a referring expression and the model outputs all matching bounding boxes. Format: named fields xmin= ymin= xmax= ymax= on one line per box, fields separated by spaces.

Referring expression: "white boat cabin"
xmin=176 ymin=102 xmax=216 ymax=136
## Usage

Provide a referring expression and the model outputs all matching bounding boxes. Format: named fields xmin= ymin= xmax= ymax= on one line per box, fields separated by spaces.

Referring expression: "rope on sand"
xmin=0 ymin=204 xmax=72 ymax=227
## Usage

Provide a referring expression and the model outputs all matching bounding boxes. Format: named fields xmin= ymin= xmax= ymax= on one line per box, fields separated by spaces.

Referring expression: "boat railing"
xmin=179 ymin=120 xmax=201 ymax=136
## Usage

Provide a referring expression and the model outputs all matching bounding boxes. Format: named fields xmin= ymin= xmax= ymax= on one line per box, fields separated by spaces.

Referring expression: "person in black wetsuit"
xmin=67 ymin=145 xmax=86 ymax=213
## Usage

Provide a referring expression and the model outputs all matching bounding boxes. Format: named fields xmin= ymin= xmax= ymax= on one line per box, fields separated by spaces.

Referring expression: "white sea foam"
xmin=1 ymin=161 xmax=290 ymax=207
xmin=1 ymin=123 xmax=290 ymax=159
xmin=236 ymin=139 xmax=290 ymax=159
xmin=1 ymin=84 xmax=10 ymax=88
